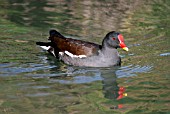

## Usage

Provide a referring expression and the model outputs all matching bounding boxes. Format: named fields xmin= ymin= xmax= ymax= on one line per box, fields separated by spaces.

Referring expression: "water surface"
xmin=0 ymin=0 xmax=169 ymax=114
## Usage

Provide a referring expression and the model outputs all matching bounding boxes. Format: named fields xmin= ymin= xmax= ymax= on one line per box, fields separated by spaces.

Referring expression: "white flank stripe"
xmin=64 ymin=51 xmax=87 ymax=58
xmin=51 ymin=50 xmax=56 ymax=57
xmin=59 ymin=52 xmax=64 ymax=56
xmin=65 ymin=51 xmax=74 ymax=57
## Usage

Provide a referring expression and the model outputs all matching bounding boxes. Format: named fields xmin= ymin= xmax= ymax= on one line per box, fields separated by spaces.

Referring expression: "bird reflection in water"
xmin=101 ymin=69 xmax=127 ymax=109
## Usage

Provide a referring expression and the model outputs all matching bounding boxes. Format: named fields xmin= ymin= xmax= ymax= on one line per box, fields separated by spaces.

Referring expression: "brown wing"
xmin=51 ymin=36 xmax=100 ymax=56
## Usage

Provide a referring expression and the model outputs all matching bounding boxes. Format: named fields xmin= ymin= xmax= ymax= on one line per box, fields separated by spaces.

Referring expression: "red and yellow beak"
xmin=118 ymin=34 xmax=129 ymax=51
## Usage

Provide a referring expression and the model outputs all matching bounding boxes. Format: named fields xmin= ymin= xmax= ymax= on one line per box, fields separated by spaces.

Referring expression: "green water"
xmin=0 ymin=0 xmax=169 ymax=114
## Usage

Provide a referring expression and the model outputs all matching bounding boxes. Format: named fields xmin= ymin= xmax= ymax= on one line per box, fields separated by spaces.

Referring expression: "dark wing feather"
xmin=51 ymin=36 xmax=101 ymax=56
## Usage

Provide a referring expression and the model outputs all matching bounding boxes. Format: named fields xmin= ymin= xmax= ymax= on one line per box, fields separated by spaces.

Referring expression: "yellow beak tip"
xmin=123 ymin=93 xmax=128 ymax=96
xmin=123 ymin=47 xmax=129 ymax=51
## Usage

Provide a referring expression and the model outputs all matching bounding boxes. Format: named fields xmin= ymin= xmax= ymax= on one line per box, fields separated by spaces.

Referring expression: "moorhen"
xmin=36 ymin=30 xmax=128 ymax=67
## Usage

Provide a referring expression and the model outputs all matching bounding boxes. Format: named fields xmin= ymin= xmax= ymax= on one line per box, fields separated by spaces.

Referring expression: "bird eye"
xmin=116 ymin=33 xmax=120 ymax=35
xmin=112 ymin=37 xmax=116 ymax=40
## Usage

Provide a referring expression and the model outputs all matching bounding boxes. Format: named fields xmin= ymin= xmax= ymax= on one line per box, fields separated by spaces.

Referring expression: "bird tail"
xmin=36 ymin=42 xmax=51 ymax=51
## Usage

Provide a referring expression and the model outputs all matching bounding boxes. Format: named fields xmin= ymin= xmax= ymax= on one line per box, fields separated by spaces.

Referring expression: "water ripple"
xmin=116 ymin=65 xmax=153 ymax=78
xmin=0 ymin=62 xmax=153 ymax=84
xmin=0 ymin=63 xmax=56 ymax=77
xmin=159 ymin=52 xmax=170 ymax=56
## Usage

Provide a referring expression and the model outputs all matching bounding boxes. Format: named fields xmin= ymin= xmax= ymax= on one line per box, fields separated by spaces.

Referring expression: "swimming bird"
xmin=36 ymin=30 xmax=128 ymax=67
